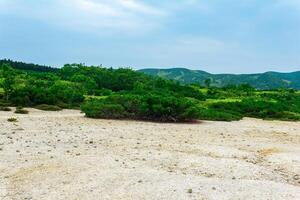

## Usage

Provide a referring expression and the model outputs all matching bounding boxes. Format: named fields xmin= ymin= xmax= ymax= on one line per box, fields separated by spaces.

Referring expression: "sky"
xmin=0 ymin=0 xmax=300 ymax=73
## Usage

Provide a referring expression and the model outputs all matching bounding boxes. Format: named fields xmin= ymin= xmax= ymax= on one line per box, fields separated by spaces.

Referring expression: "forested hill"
xmin=0 ymin=59 xmax=58 ymax=72
xmin=2 ymin=59 xmax=300 ymax=90
xmin=139 ymin=68 xmax=300 ymax=90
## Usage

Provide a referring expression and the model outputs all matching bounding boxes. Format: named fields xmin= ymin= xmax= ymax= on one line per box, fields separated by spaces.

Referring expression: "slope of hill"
xmin=0 ymin=59 xmax=58 ymax=72
xmin=139 ymin=68 xmax=300 ymax=89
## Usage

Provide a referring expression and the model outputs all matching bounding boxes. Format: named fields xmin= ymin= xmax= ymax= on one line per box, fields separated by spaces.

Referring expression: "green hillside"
xmin=139 ymin=68 xmax=300 ymax=90
xmin=2 ymin=59 xmax=300 ymax=122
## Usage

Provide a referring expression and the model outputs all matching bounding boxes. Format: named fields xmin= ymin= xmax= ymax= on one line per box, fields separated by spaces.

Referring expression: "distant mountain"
xmin=139 ymin=68 xmax=300 ymax=90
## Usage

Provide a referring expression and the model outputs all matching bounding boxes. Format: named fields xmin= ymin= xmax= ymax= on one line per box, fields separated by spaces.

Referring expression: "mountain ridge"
xmin=139 ymin=68 xmax=300 ymax=89
xmin=1 ymin=59 xmax=299 ymax=90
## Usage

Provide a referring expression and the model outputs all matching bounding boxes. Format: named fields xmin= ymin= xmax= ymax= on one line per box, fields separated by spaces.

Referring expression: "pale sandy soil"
xmin=0 ymin=108 xmax=300 ymax=200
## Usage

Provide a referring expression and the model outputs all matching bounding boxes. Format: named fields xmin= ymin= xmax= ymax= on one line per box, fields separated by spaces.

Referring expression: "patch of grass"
xmin=204 ymin=98 xmax=242 ymax=107
xmin=84 ymin=95 xmax=109 ymax=101
xmin=35 ymin=104 xmax=62 ymax=111
xmin=14 ymin=107 xmax=29 ymax=114
xmin=0 ymin=107 xmax=11 ymax=111
xmin=7 ymin=117 xmax=17 ymax=122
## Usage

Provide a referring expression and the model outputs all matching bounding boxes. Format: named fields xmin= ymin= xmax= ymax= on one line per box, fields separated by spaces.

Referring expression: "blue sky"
xmin=0 ymin=0 xmax=300 ymax=73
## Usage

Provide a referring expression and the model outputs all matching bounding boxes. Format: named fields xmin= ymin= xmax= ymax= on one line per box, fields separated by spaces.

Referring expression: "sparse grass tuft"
xmin=7 ymin=117 xmax=18 ymax=122
xmin=187 ymin=189 xmax=193 ymax=194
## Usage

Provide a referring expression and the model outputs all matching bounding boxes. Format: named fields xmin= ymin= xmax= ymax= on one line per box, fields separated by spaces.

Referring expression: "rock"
xmin=293 ymin=174 xmax=300 ymax=180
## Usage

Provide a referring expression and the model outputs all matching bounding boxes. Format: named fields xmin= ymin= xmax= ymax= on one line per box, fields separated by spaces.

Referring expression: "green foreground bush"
xmin=81 ymin=93 xmax=199 ymax=122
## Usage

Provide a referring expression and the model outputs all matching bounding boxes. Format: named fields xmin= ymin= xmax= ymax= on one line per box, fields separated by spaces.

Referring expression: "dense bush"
xmin=81 ymin=102 xmax=126 ymax=119
xmin=208 ymin=98 xmax=293 ymax=120
xmin=81 ymin=93 xmax=199 ymax=122
xmin=197 ymin=108 xmax=242 ymax=121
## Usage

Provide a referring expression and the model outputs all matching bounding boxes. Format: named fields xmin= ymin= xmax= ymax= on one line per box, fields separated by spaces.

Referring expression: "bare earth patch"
xmin=0 ymin=108 xmax=300 ymax=200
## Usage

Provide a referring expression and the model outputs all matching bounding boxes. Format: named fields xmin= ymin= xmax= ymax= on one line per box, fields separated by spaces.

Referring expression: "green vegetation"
xmin=81 ymin=93 xmax=199 ymax=122
xmin=1 ymin=59 xmax=300 ymax=122
xmin=7 ymin=117 xmax=17 ymax=122
xmin=14 ymin=107 xmax=29 ymax=114
xmin=0 ymin=107 xmax=11 ymax=111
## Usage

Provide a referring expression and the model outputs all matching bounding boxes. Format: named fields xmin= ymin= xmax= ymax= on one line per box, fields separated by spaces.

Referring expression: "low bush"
xmin=14 ymin=107 xmax=29 ymax=114
xmin=35 ymin=104 xmax=62 ymax=111
xmin=81 ymin=93 xmax=199 ymax=122
xmin=208 ymin=98 xmax=292 ymax=120
xmin=0 ymin=107 xmax=11 ymax=111
xmin=197 ymin=108 xmax=242 ymax=121
xmin=81 ymin=102 xmax=126 ymax=119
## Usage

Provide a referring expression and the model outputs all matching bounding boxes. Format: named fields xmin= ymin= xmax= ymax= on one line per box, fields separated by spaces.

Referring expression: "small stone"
xmin=293 ymin=174 xmax=300 ymax=180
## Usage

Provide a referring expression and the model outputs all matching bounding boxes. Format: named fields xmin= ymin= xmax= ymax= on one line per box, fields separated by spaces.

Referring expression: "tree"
xmin=0 ymin=64 xmax=16 ymax=101
xmin=204 ymin=78 xmax=212 ymax=88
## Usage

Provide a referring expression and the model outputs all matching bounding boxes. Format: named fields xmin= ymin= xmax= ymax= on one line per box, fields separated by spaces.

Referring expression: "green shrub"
xmin=81 ymin=102 xmax=126 ymax=119
xmin=14 ymin=107 xmax=29 ymax=114
xmin=81 ymin=93 xmax=199 ymax=122
xmin=35 ymin=104 xmax=62 ymax=111
xmin=0 ymin=107 xmax=11 ymax=111
xmin=197 ymin=108 xmax=242 ymax=121
xmin=187 ymin=189 xmax=193 ymax=194
xmin=209 ymin=98 xmax=289 ymax=120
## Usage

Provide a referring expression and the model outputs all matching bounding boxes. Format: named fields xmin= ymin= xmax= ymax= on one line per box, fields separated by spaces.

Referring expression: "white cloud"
xmin=0 ymin=0 xmax=167 ymax=33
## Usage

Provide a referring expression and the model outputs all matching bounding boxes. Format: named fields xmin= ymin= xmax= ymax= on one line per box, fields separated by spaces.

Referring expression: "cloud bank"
xmin=0 ymin=0 xmax=168 ymax=33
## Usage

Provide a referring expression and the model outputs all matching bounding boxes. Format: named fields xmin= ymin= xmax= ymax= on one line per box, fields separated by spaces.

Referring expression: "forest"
xmin=1 ymin=59 xmax=300 ymax=122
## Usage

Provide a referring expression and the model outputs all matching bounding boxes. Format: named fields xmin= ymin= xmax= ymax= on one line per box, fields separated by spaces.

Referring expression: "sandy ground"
xmin=0 ymin=108 xmax=300 ymax=200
